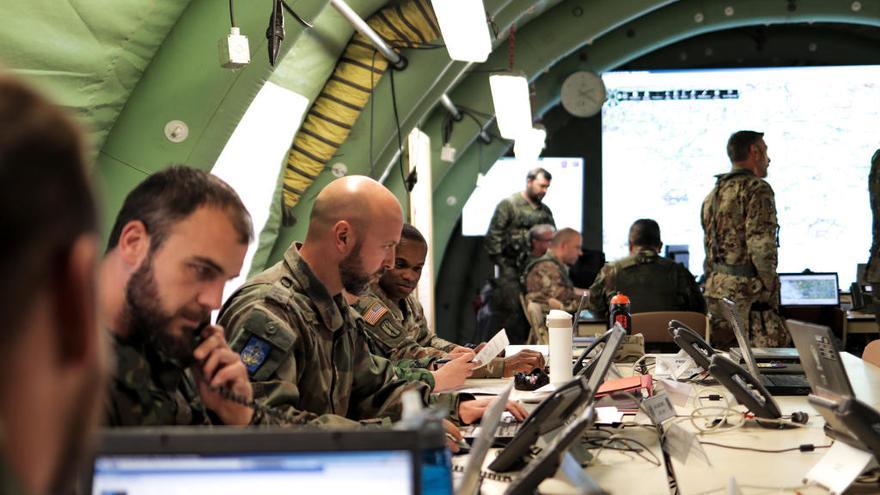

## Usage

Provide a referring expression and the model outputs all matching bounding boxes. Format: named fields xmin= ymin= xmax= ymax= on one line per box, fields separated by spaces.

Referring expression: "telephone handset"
xmin=835 ymin=396 xmax=880 ymax=457
xmin=707 ymin=354 xmax=782 ymax=421
xmin=572 ymin=329 xmax=613 ymax=377
xmin=668 ymin=321 xmax=715 ymax=370
xmin=183 ymin=321 xmax=287 ymax=423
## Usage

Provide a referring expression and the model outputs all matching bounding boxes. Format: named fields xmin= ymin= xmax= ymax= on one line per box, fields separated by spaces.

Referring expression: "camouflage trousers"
xmin=488 ymin=274 xmax=530 ymax=345
xmin=707 ymin=297 xmax=791 ymax=350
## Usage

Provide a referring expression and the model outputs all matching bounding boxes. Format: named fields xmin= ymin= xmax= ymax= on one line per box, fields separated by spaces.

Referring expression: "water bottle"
xmin=609 ymin=293 xmax=632 ymax=333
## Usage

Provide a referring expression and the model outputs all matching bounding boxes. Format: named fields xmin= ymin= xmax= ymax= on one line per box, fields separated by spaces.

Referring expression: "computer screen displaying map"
xmin=601 ymin=65 xmax=880 ymax=287
xmin=779 ymin=273 xmax=840 ymax=306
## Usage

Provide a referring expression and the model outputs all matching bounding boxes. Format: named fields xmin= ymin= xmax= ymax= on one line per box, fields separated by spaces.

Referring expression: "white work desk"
xmin=458 ymin=373 xmax=670 ymax=494
xmin=459 ymin=353 xmax=880 ymax=494
xmin=668 ymin=352 xmax=880 ymax=495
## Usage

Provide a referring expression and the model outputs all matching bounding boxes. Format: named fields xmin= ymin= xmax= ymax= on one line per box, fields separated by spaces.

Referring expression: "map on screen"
xmin=601 ymin=65 xmax=880 ymax=287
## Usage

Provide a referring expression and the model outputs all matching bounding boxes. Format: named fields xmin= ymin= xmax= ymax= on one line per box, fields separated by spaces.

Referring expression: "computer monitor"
xmin=86 ymin=427 xmax=439 ymax=495
xmin=664 ymin=244 xmax=689 ymax=268
xmin=779 ymin=272 xmax=840 ymax=307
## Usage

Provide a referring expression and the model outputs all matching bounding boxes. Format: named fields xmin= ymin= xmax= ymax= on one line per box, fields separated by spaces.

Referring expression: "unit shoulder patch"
xmin=240 ymin=335 xmax=272 ymax=375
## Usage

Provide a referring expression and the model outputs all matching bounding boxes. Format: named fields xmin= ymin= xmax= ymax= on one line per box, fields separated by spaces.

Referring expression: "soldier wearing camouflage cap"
xmin=588 ymin=219 xmax=705 ymax=321
xmin=702 ymin=131 xmax=787 ymax=349
xmin=219 ymin=176 xmax=526 ymax=427
xmin=485 ymin=168 xmax=556 ymax=343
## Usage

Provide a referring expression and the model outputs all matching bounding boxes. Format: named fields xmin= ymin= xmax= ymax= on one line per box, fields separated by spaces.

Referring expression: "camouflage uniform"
xmin=588 ymin=249 xmax=706 ymax=321
xmin=355 ymin=283 xmax=505 ymax=379
xmin=866 ymin=150 xmax=880 ymax=285
xmin=218 ymin=244 xmax=462 ymax=425
xmin=702 ymin=167 xmax=788 ymax=348
xmin=485 ymin=193 xmax=556 ymax=344
xmin=106 ymin=334 xmax=274 ymax=426
xmin=523 ymin=251 xmax=579 ymax=344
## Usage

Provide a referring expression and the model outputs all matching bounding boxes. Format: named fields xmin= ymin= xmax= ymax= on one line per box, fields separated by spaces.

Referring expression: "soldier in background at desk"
xmin=523 ymin=228 xmax=587 ymax=343
xmin=355 ymin=223 xmax=545 ymax=391
xmin=101 ymin=167 xmax=263 ymax=427
xmin=0 ymin=75 xmax=109 ymax=494
xmin=866 ymin=148 xmax=880 ymax=327
xmin=485 ymin=167 xmax=556 ymax=344
xmin=702 ymin=130 xmax=787 ymax=349
xmin=588 ymin=219 xmax=705 ymax=320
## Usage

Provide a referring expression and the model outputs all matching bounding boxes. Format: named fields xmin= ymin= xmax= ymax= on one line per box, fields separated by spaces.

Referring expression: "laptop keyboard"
xmin=462 ymin=420 xmax=521 ymax=439
xmin=765 ymin=374 xmax=810 ymax=387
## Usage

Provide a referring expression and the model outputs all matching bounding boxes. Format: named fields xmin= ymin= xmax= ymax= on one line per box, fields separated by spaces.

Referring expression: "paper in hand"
xmin=473 ymin=329 xmax=509 ymax=369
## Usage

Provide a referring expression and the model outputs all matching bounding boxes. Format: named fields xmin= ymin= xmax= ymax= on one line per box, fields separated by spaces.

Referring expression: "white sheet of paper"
xmin=659 ymin=378 xmax=694 ymax=407
xmin=454 ymin=382 xmax=513 ymax=395
xmin=474 ymin=329 xmax=509 ymax=368
xmin=642 ymin=393 xmax=676 ymax=425
xmin=595 ymin=406 xmax=625 ymax=425
xmin=804 ymin=440 xmax=876 ymax=494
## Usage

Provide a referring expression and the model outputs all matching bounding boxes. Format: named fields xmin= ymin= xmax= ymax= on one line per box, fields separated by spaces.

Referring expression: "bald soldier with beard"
xmin=220 ymin=176 xmax=525 ymax=427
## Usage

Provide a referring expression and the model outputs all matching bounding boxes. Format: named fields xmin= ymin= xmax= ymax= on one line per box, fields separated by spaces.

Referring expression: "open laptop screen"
xmin=87 ymin=428 xmax=426 ymax=495
xmin=779 ymin=273 xmax=839 ymax=306
xmin=92 ymin=451 xmax=414 ymax=495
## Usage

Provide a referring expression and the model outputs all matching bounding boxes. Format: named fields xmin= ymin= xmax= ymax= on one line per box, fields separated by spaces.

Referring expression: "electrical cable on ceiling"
xmin=228 ymin=0 xmax=237 ymax=27
xmin=369 ymin=50 xmax=378 ymax=177
xmin=389 ymin=69 xmax=416 ymax=205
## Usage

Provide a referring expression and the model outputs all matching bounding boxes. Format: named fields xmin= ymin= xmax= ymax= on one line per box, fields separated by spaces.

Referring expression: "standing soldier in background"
xmin=702 ymin=130 xmax=787 ymax=348
xmin=866 ymin=149 xmax=880 ymax=327
xmin=485 ymin=168 xmax=556 ymax=344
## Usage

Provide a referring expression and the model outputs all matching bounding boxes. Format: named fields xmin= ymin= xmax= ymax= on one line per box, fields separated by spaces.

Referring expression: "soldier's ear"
xmin=117 ymin=220 xmax=150 ymax=269
xmin=332 ymin=220 xmax=355 ymax=254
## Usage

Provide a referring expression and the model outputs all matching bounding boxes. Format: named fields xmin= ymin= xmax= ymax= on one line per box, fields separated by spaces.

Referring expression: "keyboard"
xmin=763 ymin=374 xmax=810 ymax=387
xmin=462 ymin=419 xmax=522 ymax=439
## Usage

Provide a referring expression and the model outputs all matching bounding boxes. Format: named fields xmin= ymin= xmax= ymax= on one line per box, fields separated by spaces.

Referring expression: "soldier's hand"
xmin=443 ymin=419 xmax=464 ymax=453
xmin=447 ymin=346 xmax=473 ymax=358
xmin=192 ymin=324 xmax=254 ymax=426
xmin=458 ymin=398 xmax=528 ymax=425
xmin=431 ymin=351 xmax=476 ymax=392
xmin=548 ymin=298 xmax=564 ymax=310
xmin=501 ymin=349 xmax=546 ymax=377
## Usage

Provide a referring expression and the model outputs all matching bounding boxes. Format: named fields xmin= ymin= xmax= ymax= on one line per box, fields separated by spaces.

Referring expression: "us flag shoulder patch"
xmin=362 ymin=302 xmax=389 ymax=325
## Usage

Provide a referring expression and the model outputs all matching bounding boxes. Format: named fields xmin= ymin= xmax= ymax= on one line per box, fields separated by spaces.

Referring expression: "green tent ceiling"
xmin=2 ymin=0 xmax=878 ymax=276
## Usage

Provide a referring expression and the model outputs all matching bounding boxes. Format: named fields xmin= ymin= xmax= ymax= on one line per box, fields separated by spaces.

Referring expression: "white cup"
xmin=547 ymin=309 xmax=573 ymax=385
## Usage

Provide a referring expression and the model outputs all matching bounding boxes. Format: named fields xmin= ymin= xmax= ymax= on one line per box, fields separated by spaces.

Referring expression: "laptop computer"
xmin=86 ymin=427 xmax=442 ymax=495
xmin=717 ymin=299 xmax=811 ymax=395
xmin=456 ymin=384 xmax=513 ymax=495
xmin=789 ymin=319 xmax=854 ymax=398
xmin=779 ymin=272 xmax=840 ymax=308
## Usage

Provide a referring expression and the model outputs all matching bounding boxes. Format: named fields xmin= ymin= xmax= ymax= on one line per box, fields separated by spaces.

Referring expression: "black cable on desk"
xmin=698 ymin=441 xmax=833 ymax=453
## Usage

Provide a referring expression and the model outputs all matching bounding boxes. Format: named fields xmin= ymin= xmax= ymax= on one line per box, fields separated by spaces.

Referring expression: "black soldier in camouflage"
xmin=355 ymin=224 xmax=544 ymax=390
xmin=485 ymin=168 xmax=556 ymax=344
xmin=702 ymin=131 xmax=788 ymax=349
xmin=588 ymin=219 xmax=705 ymax=321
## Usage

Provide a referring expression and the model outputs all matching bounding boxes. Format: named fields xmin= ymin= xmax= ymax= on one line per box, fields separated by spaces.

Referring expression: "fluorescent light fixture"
xmin=489 ymin=73 xmax=532 ymax=139
xmin=431 ymin=0 xmax=491 ymax=62
xmin=514 ymin=126 xmax=546 ymax=161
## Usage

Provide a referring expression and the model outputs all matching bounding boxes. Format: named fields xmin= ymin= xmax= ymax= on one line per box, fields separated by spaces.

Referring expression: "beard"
xmin=527 ymin=188 xmax=545 ymax=203
xmin=122 ymin=253 xmax=207 ymax=362
xmin=339 ymin=242 xmax=383 ymax=296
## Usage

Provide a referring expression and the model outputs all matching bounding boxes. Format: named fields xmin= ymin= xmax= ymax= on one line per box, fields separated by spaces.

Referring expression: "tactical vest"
xmin=610 ymin=252 xmax=690 ymax=314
